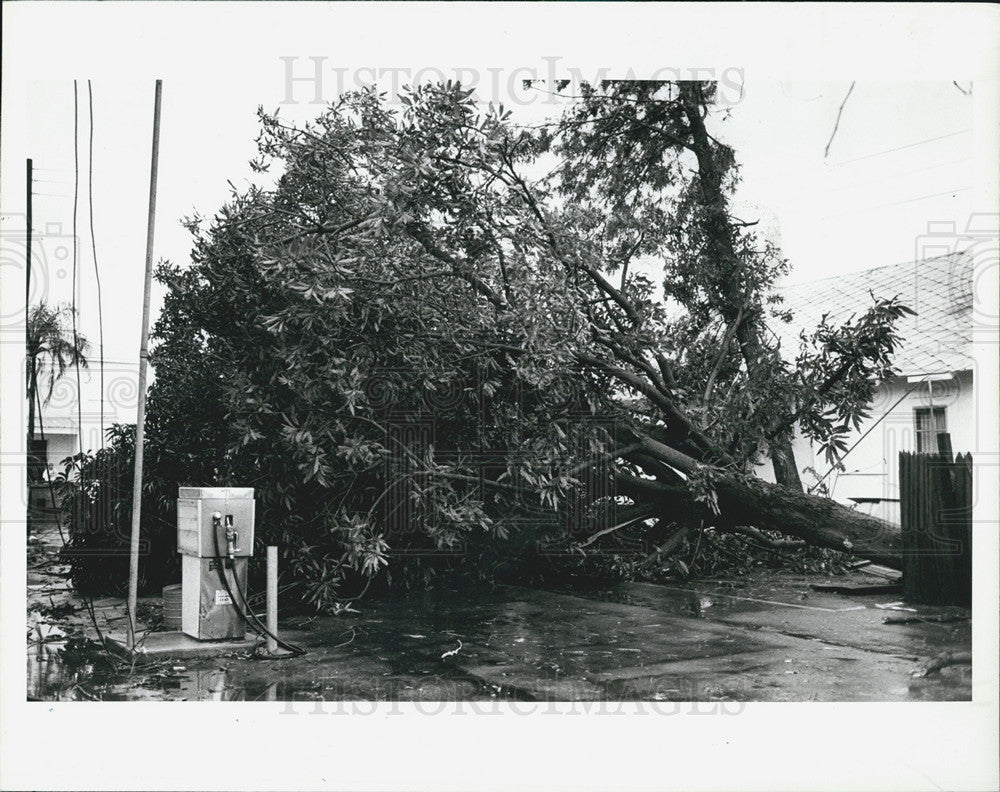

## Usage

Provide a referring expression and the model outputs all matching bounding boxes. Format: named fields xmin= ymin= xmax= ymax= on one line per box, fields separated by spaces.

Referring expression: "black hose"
xmin=210 ymin=521 xmax=305 ymax=657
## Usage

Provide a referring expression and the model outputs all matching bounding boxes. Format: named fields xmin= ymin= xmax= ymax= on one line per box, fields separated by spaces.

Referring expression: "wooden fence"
xmin=898 ymin=450 xmax=972 ymax=606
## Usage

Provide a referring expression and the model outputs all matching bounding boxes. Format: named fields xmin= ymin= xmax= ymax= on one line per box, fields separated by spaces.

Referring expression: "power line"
xmin=880 ymin=187 xmax=971 ymax=208
xmin=72 ymin=81 xmax=84 ymax=457
xmin=833 ymin=129 xmax=972 ymax=166
xmin=823 ymin=187 xmax=972 ymax=221
xmin=825 ymin=157 xmax=972 ymax=194
xmin=68 ymin=358 xmax=136 ymax=367
xmin=26 ymin=158 xmax=32 ymax=355
xmin=868 ymin=187 xmax=970 ymax=214
xmin=781 ymin=158 xmax=973 ymax=208
xmin=88 ymin=80 xmax=106 ymax=448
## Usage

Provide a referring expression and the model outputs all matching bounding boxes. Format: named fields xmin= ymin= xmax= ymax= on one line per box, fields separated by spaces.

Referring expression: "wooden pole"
xmin=127 ymin=80 xmax=162 ymax=650
xmin=266 ymin=546 xmax=278 ymax=654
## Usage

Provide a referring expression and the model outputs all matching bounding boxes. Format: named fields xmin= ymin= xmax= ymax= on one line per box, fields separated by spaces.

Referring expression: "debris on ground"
xmin=913 ymin=651 xmax=973 ymax=677
xmin=810 ymin=582 xmax=903 ymax=595
xmin=874 ymin=601 xmax=917 ymax=611
xmin=884 ymin=614 xmax=969 ymax=625
xmin=440 ymin=639 xmax=463 ymax=659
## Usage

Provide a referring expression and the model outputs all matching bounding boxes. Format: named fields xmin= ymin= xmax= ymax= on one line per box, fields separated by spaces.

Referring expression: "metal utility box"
xmin=176 ymin=487 xmax=255 ymax=640
xmin=177 ymin=487 xmax=255 ymax=558
xmin=180 ymin=556 xmax=249 ymax=640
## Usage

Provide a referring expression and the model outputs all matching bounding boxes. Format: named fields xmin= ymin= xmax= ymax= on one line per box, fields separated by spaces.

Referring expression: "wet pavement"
xmin=28 ymin=555 xmax=972 ymax=702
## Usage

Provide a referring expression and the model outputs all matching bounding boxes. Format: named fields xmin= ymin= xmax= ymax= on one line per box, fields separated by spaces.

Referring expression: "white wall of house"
xmin=38 ymin=432 xmax=77 ymax=468
xmin=30 ymin=362 xmax=139 ymax=468
xmin=767 ymin=370 xmax=975 ymax=525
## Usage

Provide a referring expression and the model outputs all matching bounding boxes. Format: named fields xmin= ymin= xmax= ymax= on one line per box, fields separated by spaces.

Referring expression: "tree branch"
xmin=702 ymin=305 xmax=744 ymax=407
xmin=501 ymin=148 xmax=645 ymax=327
xmin=274 ymin=213 xmax=374 ymax=246
xmin=404 ymin=225 xmax=507 ymax=310
xmin=824 ymin=81 xmax=856 ymax=159
xmin=728 ymin=524 xmax=805 ymax=548
xmin=577 ymin=504 xmax=658 ymax=549
xmin=575 ymin=352 xmax=679 ymax=419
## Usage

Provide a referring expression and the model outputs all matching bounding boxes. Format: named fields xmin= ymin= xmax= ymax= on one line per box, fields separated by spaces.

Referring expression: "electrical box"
xmin=176 ymin=487 xmax=255 ymax=640
xmin=180 ymin=556 xmax=248 ymax=640
xmin=177 ymin=487 xmax=255 ymax=558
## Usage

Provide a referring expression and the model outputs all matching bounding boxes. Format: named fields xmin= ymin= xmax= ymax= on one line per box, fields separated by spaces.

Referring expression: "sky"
xmin=716 ymin=80 xmax=975 ymax=279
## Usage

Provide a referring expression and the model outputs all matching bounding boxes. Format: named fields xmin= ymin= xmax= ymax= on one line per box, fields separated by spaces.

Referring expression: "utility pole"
xmin=25 ymin=158 xmax=32 ymax=326
xmin=26 ymin=159 xmax=35 ymax=497
xmin=24 ymin=157 xmax=35 ymax=480
xmin=127 ymin=81 xmax=162 ymax=650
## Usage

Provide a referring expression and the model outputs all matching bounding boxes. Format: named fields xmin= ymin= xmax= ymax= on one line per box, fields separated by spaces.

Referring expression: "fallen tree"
xmin=137 ymin=80 xmax=911 ymax=607
xmin=534 ymin=81 xmax=905 ymax=567
xmin=634 ymin=436 xmax=902 ymax=568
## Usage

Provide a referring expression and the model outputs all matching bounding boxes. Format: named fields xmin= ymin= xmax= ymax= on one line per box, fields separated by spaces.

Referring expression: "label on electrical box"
xmin=215 ymin=590 xmax=233 ymax=605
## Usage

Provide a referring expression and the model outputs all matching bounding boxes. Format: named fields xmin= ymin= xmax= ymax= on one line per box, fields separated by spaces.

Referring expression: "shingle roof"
xmin=775 ymin=250 xmax=973 ymax=377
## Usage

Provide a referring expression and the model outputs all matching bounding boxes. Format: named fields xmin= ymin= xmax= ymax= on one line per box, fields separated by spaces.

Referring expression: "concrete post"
xmin=266 ymin=546 xmax=278 ymax=654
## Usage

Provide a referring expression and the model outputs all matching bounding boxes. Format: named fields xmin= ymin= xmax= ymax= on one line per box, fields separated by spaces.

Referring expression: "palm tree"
xmin=26 ymin=303 xmax=89 ymax=481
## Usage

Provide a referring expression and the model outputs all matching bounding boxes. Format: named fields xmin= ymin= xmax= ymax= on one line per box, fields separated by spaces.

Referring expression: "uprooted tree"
xmin=128 ymin=80 xmax=911 ymax=608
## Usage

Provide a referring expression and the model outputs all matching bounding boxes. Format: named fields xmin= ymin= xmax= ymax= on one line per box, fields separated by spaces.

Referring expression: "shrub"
xmin=57 ymin=424 xmax=177 ymax=596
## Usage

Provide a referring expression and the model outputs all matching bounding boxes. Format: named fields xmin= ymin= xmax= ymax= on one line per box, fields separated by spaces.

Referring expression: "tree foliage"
xmin=26 ymin=303 xmax=90 ymax=405
xmin=116 ymin=81 xmax=912 ymax=608
xmin=26 ymin=303 xmax=89 ymax=485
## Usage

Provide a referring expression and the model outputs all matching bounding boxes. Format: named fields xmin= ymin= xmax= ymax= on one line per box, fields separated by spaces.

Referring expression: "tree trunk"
xmin=631 ymin=433 xmax=901 ymax=569
xmin=676 ymin=84 xmax=806 ymax=497
xmin=26 ymin=361 xmax=39 ymax=484
xmin=713 ymin=473 xmax=902 ymax=569
xmin=770 ymin=438 xmax=804 ymax=492
xmin=27 ymin=360 xmax=36 ymax=443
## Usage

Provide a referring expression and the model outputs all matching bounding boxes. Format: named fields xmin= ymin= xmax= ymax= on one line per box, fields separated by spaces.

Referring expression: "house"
xmin=28 ymin=390 xmax=84 ymax=517
xmin=770 ymin=249 xmax=974 ymax=525
xmin=28 ymin=365 xmax=136 ymax=517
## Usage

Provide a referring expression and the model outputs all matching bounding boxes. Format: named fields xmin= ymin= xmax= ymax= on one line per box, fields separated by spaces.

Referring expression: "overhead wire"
xmin=34 ymin=79 xmax=294 ymax=672
xmin=71 ymin=81 xmax=84 ymax=457
xmin=833 ymin=129 xmax=971 ymax=166
xmin=807 ymin=378 xmax=928 ymax=494
xmin=46 ymin=79 xmax=123 ymax=668
xmin=88 ymin=80 xmax=106 ymax=448
xmin=824 ymin=187 xmax=972 ymax=221
xmin=824 ymin=157 xmax=973 ymax=195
